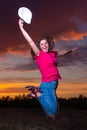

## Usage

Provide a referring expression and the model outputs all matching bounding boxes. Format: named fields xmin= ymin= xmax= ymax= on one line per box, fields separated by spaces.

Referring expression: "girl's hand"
xmin=72 ymin=47 xmax=77 ymax=52
xmin=18 ymin=19 xmax=24 ymax=29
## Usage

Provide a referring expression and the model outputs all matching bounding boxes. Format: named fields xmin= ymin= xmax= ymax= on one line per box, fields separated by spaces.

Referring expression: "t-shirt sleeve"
xmin=34 ymin=51 xmax=42 ymax=60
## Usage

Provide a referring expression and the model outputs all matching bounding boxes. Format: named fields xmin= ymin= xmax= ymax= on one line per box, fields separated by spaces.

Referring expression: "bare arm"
xmin=18 ymin=19 xmax=40 ymax=56
xmin=57 ymin=48 xmax=76 ymax=57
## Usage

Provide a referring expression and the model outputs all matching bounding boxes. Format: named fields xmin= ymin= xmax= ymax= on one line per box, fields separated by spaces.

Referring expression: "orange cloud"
xmin=60 ymin=31 xmax=87 ymax=41
xmin=56 ymin=82 xmax=87 ymax=98
xmin=0 ymin=81 xmax=40 ymax=98
xmin=0 ymin=82 xmax=87 ymax=99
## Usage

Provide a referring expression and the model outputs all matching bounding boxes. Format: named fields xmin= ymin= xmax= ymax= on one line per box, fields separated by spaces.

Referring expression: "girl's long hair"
xmin=31 ymin=34 xmax=54 ymax=59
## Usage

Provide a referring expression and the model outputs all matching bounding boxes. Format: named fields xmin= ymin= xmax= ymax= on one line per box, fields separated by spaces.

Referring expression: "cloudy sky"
xmin=0 ymin=0 xmax=87 ymax=98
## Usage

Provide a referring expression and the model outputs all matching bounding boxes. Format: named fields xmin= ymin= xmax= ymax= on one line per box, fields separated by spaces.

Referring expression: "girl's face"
xmin=39 ymin=39 xmax=49 ymax=52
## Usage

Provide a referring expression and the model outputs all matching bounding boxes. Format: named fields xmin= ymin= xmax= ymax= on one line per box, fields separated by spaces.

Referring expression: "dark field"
xmin=0 ymin=107 xmax=87 ymax=130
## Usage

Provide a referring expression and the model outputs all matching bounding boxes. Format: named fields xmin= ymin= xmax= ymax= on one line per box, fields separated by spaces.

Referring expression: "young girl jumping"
xmin=18 ymin=19 xmax=73 ymax=119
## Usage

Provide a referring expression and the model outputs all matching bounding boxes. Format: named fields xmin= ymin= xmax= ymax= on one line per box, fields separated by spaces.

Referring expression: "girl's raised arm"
xmin=18 ymin=19 xmax=40 ymax=56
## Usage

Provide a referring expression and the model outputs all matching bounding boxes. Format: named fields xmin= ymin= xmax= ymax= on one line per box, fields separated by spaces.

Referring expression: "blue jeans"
xmin=37 ymin=80 xmax=59 ymax=115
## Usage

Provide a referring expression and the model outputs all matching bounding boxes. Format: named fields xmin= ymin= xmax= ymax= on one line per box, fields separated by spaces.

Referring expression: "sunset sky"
xmin=0 ymin=0 xmax=87 ymax=98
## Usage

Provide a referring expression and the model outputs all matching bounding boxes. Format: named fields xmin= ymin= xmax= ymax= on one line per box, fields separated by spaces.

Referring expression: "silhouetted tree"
xmin=0 ymin=94 xmax=87 ymax=109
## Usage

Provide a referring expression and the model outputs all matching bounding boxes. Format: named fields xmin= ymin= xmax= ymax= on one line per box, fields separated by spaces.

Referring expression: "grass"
xmin=0 ymin=107 xmax=87 ymax=130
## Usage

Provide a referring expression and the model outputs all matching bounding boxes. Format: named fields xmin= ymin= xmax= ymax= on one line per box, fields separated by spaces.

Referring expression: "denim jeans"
xmin=37 ymin=80 xmax=59 ymax=115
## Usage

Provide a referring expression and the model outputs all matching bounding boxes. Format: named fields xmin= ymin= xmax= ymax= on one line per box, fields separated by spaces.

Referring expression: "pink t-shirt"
xmin=34 ymin=51 xmax=61 ymax=82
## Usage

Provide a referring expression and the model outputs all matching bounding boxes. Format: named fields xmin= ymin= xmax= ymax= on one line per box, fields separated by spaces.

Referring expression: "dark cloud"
xmin=0 ymin=59 xmax=37 ymax=72
xmin=0 ymin=0 xmax=87 ymax=76
xmin=15 ymin=62 xmax=37 ymax=71
xmin=1 ymin=0 xmax=87 ymax=54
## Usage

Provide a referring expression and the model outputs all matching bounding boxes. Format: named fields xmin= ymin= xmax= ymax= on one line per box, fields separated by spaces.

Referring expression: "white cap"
xmin=18 ymin=7 xmax=32 ymax=24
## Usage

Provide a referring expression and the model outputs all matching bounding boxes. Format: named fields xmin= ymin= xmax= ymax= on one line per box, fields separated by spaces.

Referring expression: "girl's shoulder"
xmin=50 ymin=51 xmax=57 ymax=55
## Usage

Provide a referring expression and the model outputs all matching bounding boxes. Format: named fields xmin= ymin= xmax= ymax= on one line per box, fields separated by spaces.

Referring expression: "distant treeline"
xmin=0 ymin=94 xmax=87 ymax=109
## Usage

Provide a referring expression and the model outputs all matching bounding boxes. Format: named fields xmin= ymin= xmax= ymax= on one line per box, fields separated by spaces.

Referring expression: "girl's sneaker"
xmin=47 ymin=114 xmax=55 ymax=120
xmin=25 ymin=86 xmax=40 ymax=95
xmin=26 ymin=93 xmax=36 ymax=98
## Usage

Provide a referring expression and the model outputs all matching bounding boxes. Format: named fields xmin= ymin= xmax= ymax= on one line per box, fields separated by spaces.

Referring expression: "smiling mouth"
xmin=43 ymin=47 xmax=48 ymax=49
